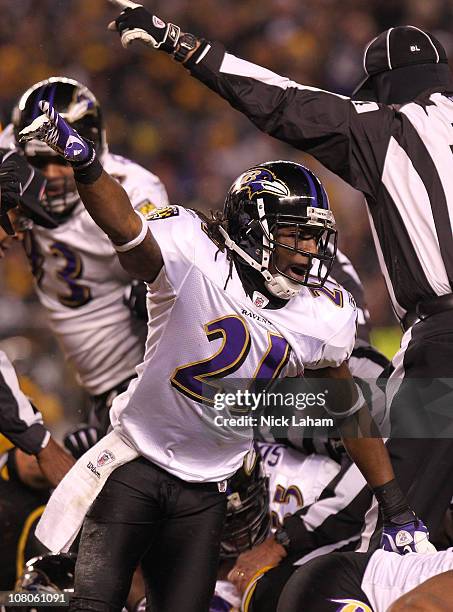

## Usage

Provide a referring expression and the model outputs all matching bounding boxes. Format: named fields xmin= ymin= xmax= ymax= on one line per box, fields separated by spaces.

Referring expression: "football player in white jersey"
xmin=389 ymin=568 xmax=453 ymax=611
xmin=8 ymin=77 xmax=169 ymax=433
xmin=237 ymin=247 xmax=391 ymax=593
xmin=19 ymin=104 xmax=421 ymax=612
xmin=277 ymin=547 xmax=453 ymax=612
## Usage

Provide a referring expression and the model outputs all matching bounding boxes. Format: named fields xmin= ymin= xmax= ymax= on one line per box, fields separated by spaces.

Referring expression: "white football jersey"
xmin=26 ymin=152 xmax=168 ymax=395
xmin=257 ymin=442 xmax=341 ymax=528
xmin=110 ymin=207 xmax=357 ymax=482
xmin=362 ymin=548 xmax=453 ymax=611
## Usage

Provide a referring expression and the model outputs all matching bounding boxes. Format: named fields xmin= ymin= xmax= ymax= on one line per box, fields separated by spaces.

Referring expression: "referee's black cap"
xmin=352 ymin=26 xmax=448 ymax=99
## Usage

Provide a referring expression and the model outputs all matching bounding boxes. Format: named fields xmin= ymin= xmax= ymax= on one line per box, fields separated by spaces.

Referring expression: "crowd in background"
xmin=0 ymin=0 xmax=452 ymax=426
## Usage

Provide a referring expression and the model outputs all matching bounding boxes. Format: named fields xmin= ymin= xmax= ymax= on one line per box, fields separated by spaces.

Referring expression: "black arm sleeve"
xmin=187 ymin=42 xmax=395 ymax=200
xmin=0 ymin=354 xmax=47 ymax=455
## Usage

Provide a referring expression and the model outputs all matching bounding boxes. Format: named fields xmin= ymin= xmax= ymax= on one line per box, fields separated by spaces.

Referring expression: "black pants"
xmin=385 ymin=311 xmax=453 ymax=535
xmin=248 ymin=562 xmax=298 ymax=612
xmin=70 ymin=458 xmax=227 ymax=612
xmin=276 ymin=551 xmax=372 ymax=612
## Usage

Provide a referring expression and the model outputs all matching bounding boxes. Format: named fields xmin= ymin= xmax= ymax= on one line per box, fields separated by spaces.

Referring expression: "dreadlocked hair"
xmin=192 ymin=209 xmax=234 ymax=289
xmin=192 ymin=209 xmax=228 ymax=252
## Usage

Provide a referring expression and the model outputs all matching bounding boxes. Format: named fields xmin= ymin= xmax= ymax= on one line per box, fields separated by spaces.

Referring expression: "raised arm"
xmin=106 ymin=0 xmax=390 ymax=197
xmin=76 ymin=170 xmax=163 ymax=281
xmin=19 ymin=101 xmax=163 ymax=282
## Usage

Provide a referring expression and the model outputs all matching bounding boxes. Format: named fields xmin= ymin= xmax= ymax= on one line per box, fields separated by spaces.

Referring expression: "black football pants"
xmin=69 ymin=457 xmax=227 ymax=612
xmin=385 ymin=311 xmax=453 ymax=535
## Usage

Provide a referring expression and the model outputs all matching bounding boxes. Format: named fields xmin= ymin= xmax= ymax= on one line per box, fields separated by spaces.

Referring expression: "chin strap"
xmin=265 ymin=274 xmax=301 ymax=299
xmin=218 ymin=226 xmax=302 ymax=300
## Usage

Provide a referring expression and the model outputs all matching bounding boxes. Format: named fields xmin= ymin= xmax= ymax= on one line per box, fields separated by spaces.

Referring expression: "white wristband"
xmin=113 ymin=211 xmax=148 ymax=253
xmin=324 ymin=383 xmax=366 ymax=419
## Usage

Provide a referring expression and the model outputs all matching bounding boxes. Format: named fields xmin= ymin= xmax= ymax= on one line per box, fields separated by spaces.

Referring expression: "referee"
xmin=108 ymin=10 xmax=453 ymax=538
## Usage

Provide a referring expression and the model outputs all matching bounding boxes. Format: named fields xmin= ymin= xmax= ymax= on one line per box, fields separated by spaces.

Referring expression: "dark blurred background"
xmin=0 ymin=0 xmax=452 ymax=428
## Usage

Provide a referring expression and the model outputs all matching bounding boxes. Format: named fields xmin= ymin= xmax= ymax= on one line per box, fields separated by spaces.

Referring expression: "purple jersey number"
xmin=309 ymin=285 xmax=343 ymax=307
xmin=50 ymin=241 xmax=92 ymax=308
xmin=273 ymin=483 xmax=304 ymax=507
xmin=171 ymin=315 xmax=290 ymax=405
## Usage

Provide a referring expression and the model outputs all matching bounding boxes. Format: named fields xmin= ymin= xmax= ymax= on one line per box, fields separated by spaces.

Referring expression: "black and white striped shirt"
xmin=0 ymin=351 xmax=48 ymax=456
xmin=188 ymin=43 xmax=453 ymax=321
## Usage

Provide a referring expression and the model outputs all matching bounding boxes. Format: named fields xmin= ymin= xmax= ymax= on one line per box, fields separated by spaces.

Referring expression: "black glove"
xmin=108 ymin=0 xmax=180 ymax=51
xmin=124 ymin=279 xmax=148 ymax=321
xmin=0 ymin=149 xmax=57 ymax=232
xmin=63 ymin=424 xmax=100 ymax=459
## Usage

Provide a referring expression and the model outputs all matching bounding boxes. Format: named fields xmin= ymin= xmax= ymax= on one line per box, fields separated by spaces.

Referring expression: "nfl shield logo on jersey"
xmin=252 ymin=291 xmax=269 ymax=308
xmin=97 ymin=449 xmax=115 ymax=468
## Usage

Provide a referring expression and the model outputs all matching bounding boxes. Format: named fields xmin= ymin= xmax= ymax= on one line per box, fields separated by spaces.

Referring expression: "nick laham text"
xmin=214 ymin=415 xmax=334 ymax=428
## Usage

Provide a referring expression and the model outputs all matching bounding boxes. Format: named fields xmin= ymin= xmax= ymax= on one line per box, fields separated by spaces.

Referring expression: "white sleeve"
xmin=311 ymin=308 xmax=357 ymax=369
xmin=0 ymin=124 xmax=15 ymax=149
xmin=146 ymin=207 xmax=198 ymax=293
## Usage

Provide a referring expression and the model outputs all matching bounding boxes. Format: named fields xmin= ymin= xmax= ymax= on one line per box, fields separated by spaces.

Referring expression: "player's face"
xmin=270 ymin=225 xmax=318 ymax=282
xmin=34 ymin=159 xmax=76 ymax=201
xmin=27 ymin=156 xmax=80 ymax=218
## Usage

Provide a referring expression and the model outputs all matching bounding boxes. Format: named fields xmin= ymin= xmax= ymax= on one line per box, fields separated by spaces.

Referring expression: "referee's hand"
xmin=108 ymin=0 xmax=181 ymax=52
